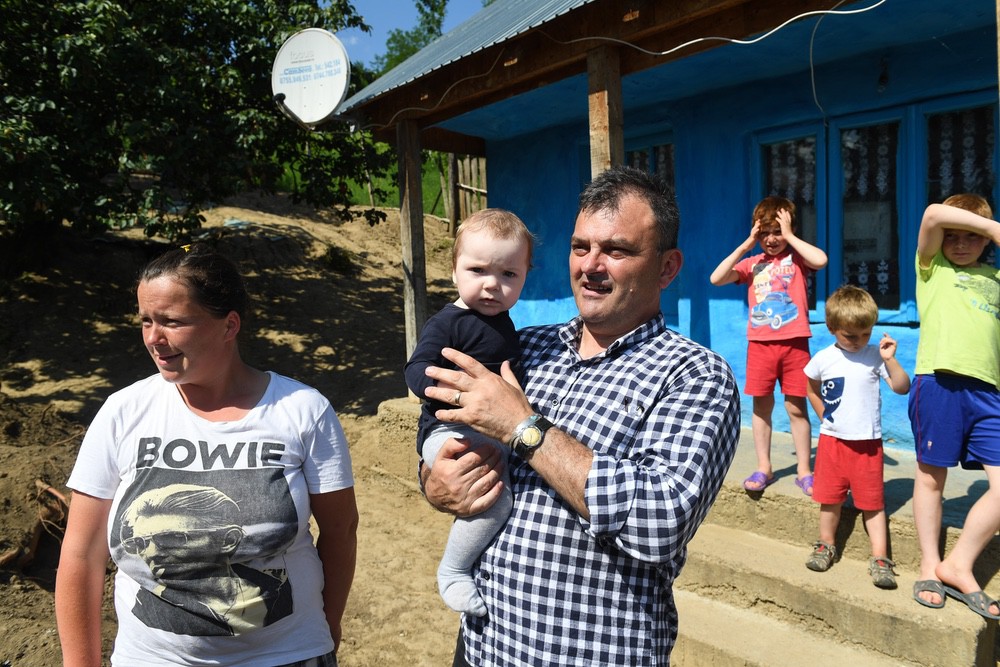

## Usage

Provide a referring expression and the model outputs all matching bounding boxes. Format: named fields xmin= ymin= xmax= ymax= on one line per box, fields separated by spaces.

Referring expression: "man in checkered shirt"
xmin=421 ymin=165 xmax=741 ymax=666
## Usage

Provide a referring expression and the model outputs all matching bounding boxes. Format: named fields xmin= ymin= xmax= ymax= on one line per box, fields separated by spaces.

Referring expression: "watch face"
xmin=521 ymin=425 xmax=543 ymax=447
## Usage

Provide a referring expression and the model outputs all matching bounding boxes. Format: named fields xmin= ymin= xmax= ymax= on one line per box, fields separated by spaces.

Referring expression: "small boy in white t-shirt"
xmin=803 ymin=285 xmax=910 ymax=588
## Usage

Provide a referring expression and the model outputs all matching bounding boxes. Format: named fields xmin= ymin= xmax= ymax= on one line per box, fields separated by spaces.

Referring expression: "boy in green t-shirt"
xmin=910 ymin=194 xmax=1000 ymax=619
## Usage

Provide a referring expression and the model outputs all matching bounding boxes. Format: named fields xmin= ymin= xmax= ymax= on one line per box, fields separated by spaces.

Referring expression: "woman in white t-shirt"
xmin=55 ymin=244 xmax=357 ymax=667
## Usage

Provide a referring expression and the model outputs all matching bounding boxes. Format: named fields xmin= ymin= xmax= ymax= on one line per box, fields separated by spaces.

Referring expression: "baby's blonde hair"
xmin=825 ymin=285 xmax=878 ymax=331
xmin=453 ymin=208 xmax=535 ymax=268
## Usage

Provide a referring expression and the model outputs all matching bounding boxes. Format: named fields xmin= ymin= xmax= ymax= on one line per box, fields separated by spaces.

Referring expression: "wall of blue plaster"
xmin=481 ymin=27 xmax=996 ymax=453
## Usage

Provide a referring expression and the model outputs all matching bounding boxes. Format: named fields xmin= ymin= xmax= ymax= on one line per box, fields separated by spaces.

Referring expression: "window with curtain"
xmin=927 ymin=105 xmax=997 ymax=266
xmin=763 ymin=136 xmax=819 ymax=307
xmin=840 ymin=122 xmax=900 ymax=310
xmin=926 ymin=105 xmax=996 ymax=205
xmin=627 ymin=143 xmax=675 ymax=187
xmin=757 ymin=99 xmax=996 ymax=321
xmin=627 ymin=142 xmax=678 ymax=323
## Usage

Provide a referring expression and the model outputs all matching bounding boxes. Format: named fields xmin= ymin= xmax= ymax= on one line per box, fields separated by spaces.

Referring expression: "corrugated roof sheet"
xmin=338 ymin=0 xmax=594 ymax=115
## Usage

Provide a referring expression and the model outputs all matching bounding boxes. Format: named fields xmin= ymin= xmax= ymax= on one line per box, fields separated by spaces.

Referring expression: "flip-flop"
xmin=795 ymin=474 xmax=814 ymax=497
xmin=943 ymin=586 xmax=1000 ymax=620
xmin=912 ymin=579 xmax=946 ymax=609
xmin=743 ymin=471 xmax=775 ymax=492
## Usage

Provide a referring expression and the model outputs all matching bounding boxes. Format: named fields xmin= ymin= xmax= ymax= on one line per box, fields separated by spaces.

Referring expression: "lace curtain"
xmin=627 ymin=144 xmax=675 ymax=187
xmin=764 ymin=137 xmax=819 ymax=307
xmin=927 ymin=106 xmax=996 ymax=266
xmin=841 ymin=122 xmax=900 ymax=310
xmin=927 ymin=105 xmax=995 ymax=205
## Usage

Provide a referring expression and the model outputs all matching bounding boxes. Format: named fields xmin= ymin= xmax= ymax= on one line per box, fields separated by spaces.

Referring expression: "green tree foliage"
xmin=371 ymin=0 xmax=447 ymax=75
xmin=0 ymin=0 xmax=392 ymax=259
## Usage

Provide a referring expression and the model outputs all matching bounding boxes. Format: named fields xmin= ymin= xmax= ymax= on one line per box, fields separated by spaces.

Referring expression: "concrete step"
xmin=672 ymin=590 xmax=910 ymax=667
xmin=714 ymin=431 xmax=1000 ymax=584
xmin=704 ymin=483 xmax=930 ymax=571
xmin=677 ymin=523 xmax=994 ymax=667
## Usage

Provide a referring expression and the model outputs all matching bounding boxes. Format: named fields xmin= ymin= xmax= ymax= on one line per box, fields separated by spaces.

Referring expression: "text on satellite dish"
xmin=279 ymin=62 xmax=345 ymax=85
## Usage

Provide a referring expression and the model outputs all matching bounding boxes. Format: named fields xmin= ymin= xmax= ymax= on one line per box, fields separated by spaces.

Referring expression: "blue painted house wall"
xmin=474 ymin=24 xmax=998 ymax=452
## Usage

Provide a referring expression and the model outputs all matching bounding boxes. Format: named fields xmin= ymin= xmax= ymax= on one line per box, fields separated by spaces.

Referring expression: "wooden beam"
xmin=448 ymin=153 xmax=460 ymax=234
xmin=396 ymin=120 xmax=427 ymax=360
xmin=587 ymin=46 xmax=624 ymax=179
xmin=418 ymin=127 xmax=486 ymax=156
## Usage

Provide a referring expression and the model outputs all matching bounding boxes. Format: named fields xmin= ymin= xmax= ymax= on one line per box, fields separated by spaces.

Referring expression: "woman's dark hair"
xmin=138 ymin=244 xmax=248 ymax=320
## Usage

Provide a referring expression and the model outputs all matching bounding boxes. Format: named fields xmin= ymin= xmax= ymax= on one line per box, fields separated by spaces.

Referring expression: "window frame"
xmin=752 ymin=91 xmax=999 ymax=324
xmin=626 ymin=132 xmax=680 ymax=325
xmin=751 ymin=122 xmax=829 ymax=320
xmin=827 ymin=107 xmax=910 ymax=322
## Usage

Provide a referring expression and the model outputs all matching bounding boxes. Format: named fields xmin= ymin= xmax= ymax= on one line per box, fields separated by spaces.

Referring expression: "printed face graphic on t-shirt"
xmin=114 ymin=466 xmax=298 ymax=636
xmin=820 ymin=378 xmax=845 ymax=423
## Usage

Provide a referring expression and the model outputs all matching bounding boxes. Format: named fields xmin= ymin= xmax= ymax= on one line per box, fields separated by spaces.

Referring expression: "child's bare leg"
xmin=913 ymin=461 xmax=947 ymax=605
xmin=751 ymin=394 xmax=775 ymax=476
xmin=862 ymin=509 xmax=889 ymax=557
xmin=937 ymin=464 xmax=1000 ymax=608
xmin=785 ymin=395 xmax=813 ymax=479
xmin=818 ymin=503 xmax=841 ymax=545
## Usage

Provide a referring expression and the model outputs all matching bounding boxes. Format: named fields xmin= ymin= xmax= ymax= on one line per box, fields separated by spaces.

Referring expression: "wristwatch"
xmin=508 ymin=413 xmax=554 ymax=457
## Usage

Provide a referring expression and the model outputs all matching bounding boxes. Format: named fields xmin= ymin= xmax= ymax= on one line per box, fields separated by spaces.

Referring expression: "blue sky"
xmin=338 ymin=1 xmax=484 ymax=67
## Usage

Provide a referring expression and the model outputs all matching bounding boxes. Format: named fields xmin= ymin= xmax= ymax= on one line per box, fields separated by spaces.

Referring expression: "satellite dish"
xmin=271 ymin=28 xmax=351 ymax=130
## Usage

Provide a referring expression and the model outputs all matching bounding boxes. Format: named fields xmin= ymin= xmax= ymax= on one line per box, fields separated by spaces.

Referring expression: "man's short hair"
xmin=578 ymin=165 xmax=679 ymax=252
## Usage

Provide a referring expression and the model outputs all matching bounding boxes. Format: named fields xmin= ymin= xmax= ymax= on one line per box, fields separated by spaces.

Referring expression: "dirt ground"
xmin=0 ymin=195 xmax=462 ymax=666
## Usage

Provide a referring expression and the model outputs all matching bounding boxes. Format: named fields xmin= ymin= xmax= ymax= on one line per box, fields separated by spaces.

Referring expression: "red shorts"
xmin=744 ymin=338 xmax=810 ymax=397
xmin=812 ymin=434 xmax=885 ymax=510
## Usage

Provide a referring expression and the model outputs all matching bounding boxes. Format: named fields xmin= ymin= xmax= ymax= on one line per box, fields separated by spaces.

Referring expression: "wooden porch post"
xmin=448 ymin=152 xmax=460 ymax=235
xmin=587 ymin=45 xmax=624 ymax=179
xmin=397 ymin=119 xmax=427 ymax=360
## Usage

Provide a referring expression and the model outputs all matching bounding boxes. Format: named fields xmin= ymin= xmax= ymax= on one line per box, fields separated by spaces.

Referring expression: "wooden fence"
xmin=442 ymin=154 xmax=487 ymax=234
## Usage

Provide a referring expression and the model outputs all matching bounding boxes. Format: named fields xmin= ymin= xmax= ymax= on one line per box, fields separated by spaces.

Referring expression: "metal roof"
xmin=337 ymin=0 xmax=594 ymax=115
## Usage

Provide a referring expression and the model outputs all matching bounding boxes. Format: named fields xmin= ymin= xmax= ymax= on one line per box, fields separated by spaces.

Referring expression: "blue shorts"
xmin=908 ymin=373 xmax=1000 ymax=468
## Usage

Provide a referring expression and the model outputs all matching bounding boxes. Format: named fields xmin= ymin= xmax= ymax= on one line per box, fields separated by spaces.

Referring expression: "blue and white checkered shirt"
xmin=462 ymin=314 xmax=741 ymax=666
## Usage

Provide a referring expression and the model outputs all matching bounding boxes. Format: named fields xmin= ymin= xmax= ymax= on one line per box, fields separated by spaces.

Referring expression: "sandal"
xmin=806 ymin=541 xmax=836 ymax=572
xmin=912 ymin=580 xmax=946 ymax=609
xmin=795 ymin=474 xmax=814 ymax=497
xmin=943 ymin=586 xmax=1000 ymax=620
xmin=869 ymin=557 xmax=897 ymax=589
xmin=743 ymin=471 xmax=775 ymax=493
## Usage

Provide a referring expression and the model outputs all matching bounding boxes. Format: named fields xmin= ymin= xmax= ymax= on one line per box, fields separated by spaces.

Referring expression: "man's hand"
xmin=422 ymin=438 xmax=505 ymax=517
xmin=424 ymin=347 xmax=534 ymax=443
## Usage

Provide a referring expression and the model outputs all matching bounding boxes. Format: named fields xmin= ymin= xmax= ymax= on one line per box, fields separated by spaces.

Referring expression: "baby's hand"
xmin=879 ymin=332 xmax=897 ymax=360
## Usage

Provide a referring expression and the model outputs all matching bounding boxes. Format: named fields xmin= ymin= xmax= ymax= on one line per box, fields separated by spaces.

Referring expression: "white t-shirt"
xmin=67 ymin=371 xmax=353 ymax=666
xmin=803 ymin=343 xmax=890 ymax=440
